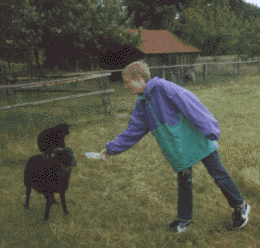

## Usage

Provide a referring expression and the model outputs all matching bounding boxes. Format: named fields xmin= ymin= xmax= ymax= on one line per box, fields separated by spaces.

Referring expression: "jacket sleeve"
xmin=167 ymin=88 xmax=220 ymax=141
xmin=106 ymin=105 xmax=149 ymax=155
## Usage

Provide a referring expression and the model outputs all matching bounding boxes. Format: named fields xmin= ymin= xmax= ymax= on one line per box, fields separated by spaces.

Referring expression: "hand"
xmin=100 ymin=149 xmax=110 ymax=160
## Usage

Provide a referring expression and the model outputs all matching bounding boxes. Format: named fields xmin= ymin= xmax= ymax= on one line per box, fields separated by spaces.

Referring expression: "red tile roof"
xmin=129 ymin=29 xmax=200 ymax=54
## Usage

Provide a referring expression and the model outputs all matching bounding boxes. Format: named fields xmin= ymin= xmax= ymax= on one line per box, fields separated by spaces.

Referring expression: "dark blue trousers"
xmin=178 ymin=150 xmax=244 ymax=220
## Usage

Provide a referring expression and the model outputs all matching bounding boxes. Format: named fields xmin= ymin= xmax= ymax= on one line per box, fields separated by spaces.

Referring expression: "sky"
xmin=98 ymin=0 xmax=260 ymax=9
xmin=98 ymin=0 xmax=260 ymax=11
xmin=244 ymin=0 xmax=260 ymax=8
xmin=117 ymin=0 xmax=260 ymax=20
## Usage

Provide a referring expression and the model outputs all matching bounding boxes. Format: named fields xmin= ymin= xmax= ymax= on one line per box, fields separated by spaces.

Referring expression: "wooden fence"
xmin=1 ymin=58 xmax=259 ymax=113
xmin=160 ymin=60 xmax=260 ymax=82
xmin=84 ymin=59 xmax=260 ymax=82
xmin=73 ymin=59 xmax=260 ymax=82
xmin=0 ymin=89 xmax=114 ymax=111
xmin=0 ymin=73 xmax=114 ymax=113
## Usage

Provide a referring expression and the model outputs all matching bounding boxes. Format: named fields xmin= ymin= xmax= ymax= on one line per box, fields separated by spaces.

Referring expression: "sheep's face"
xmin=54 ymin=150 xmax=72 ymax=167
xmin=53 ymin=147 xmax=77 ymax=168
xmin=56 ymin=123 xmax=70 ymax=135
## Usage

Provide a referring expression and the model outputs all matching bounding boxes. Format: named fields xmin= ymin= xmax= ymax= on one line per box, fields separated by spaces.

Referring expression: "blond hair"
xmin=122 ymin=60 xmax=150 ymax=82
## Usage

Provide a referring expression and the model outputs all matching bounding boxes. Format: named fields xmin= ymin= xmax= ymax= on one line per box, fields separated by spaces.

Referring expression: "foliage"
xmin=2 ymin=0 xmax=260 ymax=71
xmin=122 ymin=0 xmax=260 ymax=58
xmin=122 ymin=0 xmax=181 ymax=30
xmin=172 ymin=0 xmax=260 ymax=57
xmin=2 ymin=0 xmax=142 ymax=72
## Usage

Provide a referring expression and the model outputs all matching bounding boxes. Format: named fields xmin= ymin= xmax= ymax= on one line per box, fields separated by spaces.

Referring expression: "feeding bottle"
xmin=85 ymin=152 xmax=105 ymax=160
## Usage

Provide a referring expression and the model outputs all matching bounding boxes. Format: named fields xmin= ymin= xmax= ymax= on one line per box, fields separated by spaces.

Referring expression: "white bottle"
xmin=85 ymin=152 xmax=105 ymax=160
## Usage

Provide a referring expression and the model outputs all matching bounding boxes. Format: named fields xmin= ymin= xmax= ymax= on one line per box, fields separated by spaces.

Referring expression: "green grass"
xmin=1 ymin=73 xmax=260 ymax=247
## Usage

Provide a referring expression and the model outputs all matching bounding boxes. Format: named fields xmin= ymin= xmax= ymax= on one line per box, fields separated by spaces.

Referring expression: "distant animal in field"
xmin=37 ymin=123 xmax=70 ymax=158
xmin=24 ymin=147 xmax=77 ymax=220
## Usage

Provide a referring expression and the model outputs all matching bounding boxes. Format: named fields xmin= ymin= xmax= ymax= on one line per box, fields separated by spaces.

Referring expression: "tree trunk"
xmin=33 ymin=44 xmax=41 ymax=75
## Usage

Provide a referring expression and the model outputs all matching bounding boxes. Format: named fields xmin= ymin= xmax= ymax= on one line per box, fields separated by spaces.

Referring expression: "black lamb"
xmin=37 ymin=123 xmax=70 ymax=158
xmin=24 ymin=147 xmax=77 ymax=220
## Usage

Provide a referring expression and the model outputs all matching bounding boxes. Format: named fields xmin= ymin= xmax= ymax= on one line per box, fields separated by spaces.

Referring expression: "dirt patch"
xmin=114 ymin=112 xmax=131 ymax=118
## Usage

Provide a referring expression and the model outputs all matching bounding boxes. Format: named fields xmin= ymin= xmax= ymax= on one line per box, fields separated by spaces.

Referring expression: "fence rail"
xmin=1 ymin=60 xmax=259 ymax=89
xmin=0 ymin=89 xmax=114 ymax=111
xmin=51 ymin=60 xmax=260 ymax=83
xmin=0 ymin=73 xmax=111 ymax=89
xmin=0 ymin=73 xmax=113 ymax=112
xmin=82 ymin=60 xmax=260 ymax=75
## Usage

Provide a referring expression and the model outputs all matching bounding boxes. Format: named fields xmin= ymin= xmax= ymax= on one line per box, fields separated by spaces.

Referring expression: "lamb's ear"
xmin=57 ymin=123 xmax=71 ymax=128
xmin=57 ymin=123 xmax=70 ymax=134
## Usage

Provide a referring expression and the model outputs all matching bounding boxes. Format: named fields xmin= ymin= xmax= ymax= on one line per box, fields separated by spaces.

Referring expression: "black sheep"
xmin=24 ymin=147 xmax=77 ymax=220
xmin=37 ymin=123 xmax=70 ymax=158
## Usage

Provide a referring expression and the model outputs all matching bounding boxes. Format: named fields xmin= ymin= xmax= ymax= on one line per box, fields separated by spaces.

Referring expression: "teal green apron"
xmin=138 ymin=94 xmax=218 ymax=173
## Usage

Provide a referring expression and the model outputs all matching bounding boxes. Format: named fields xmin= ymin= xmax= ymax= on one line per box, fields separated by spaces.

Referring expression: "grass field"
xmin=0 ymin=72 xmax=260 ymax=247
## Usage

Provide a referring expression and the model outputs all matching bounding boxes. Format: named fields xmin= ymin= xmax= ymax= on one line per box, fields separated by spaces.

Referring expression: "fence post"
xmin=43 ymin=82 xmax=48 ymax=91
xmin=0 ymin=61 xmax=7 ymax=84
xmin=170 ymin=70 xmax=177 ymax=83
xmin=203 ymin=63 xmax=207 ymax=80
xmin=0 ymin=60 xmax=3 ymax=74
xmin=76 ymin=60 xmax=79 ymax=72
xmin=162 ymin=67 xmax=166 ymax=79
xmin=237 ymin=57 xmax=240 ymax=75
xmin=7 ymin=86 xmax=15 ymax=100
xmin=96 ymin=75 xmax=113 ymax=114
xmin=233 ymin=62 xmax=237 ymax=75
xmin=101 ymin=93 xmax=113 ymax=114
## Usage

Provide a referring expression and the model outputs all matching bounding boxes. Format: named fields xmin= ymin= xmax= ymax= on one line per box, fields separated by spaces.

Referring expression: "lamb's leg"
xmin=49 ymin=193 xmax=56 ymax=205
xmin=24 ymin=186 xmax=31 ymax=209
xmin=52 ymin=198 xmax=57 ymax=204
xmin=44 ymin=196 xmax=53 ymax=220
xmin=59 ymin=191 xmax=69 ymax=215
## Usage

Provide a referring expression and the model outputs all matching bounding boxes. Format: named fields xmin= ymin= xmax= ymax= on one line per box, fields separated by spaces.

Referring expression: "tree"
xmin=234 ymin=14 xmax=260 ymax=58
xmin=172 ymin=0 xmax=253 ymax=56
xmin=122 ymin=0 xmax=183 ymax=30
xmin=121 ymin=0 xmax=260 ymax=58
xmin=5 ymin=0 xmax=142 ymax=73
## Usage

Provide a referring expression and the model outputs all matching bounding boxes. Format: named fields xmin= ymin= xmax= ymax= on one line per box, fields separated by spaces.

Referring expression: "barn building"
xmin=128 ymin=29 xmax=201 ymax=84
xmin=102 ymin=29 xmax=200 ymax=84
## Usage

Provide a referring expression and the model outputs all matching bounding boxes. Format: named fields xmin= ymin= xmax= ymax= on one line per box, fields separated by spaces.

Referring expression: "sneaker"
xmin=232 ymin=202 xmax=251 ymax=229
xmin=169 ymin=218 xmax=192 ymax=233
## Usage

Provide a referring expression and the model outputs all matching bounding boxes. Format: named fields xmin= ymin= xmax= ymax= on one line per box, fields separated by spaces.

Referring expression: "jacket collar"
xmin=138 ymin=77 xmax=155 ymax=100
xmin=138 ymin=93 xmax=146 ymax=100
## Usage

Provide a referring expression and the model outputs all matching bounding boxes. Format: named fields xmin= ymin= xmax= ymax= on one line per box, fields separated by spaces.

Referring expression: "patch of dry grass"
xmin=0 ymin=75 xmax=260 ymax=247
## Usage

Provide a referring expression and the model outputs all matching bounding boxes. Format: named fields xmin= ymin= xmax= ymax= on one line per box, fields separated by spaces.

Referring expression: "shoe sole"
xmin=169 ymin=223 xmax=192 ymax=233
xmin=235 ymin=204 xmax=251 ymax=229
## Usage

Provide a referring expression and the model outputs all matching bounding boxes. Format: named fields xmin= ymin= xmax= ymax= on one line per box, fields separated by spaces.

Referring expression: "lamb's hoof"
xmin=49 ymin=197 xmax=57 ymax=205
xmin=24 ymin=204 xmax=29 ymax=209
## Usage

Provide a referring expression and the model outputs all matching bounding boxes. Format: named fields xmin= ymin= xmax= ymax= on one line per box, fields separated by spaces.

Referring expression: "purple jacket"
xmin=106 ymin=76 xmax=219 ymax=172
